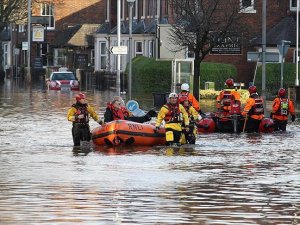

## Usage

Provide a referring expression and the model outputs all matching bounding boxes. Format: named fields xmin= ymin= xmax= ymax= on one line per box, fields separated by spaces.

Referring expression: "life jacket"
xmin=178 ymin=92 xmax=190 ymax=103
xmin=107 ymin=103 xmax=125 ymax=120
xmin=72 ymin=103 xmax=89 ymax=123
xmin=164 ymin=103 xmax=182 ymax=123
xmin=221 ymin=90 xmax=234 ymax=107
xmin=275 ymin=98 xmax=289 ymax=116
xmin=249 ymin=94 xmax=264 ymax=115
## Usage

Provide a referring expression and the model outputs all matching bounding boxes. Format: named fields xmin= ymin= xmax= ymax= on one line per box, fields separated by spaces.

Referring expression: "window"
xmin=135 ymin=41 xmax=143 ymax=56
xmin=290 ymin=0 xmax=297 ymax=11
xmin=41 ymin=3 xmax=55 ymax=29
xmin=18 ymin=25 xmax=25 ymax=33
xmin=240 ymin=0 xmax=256 ymax=13
xmin=148 ymin=40 xmax=153 ymax=57
xmin=99 ymin=42 xmax=107 ymax=70
xmin=54 ymin=49 xmax=66 ymax=67
xmin=3 ymin=43 xmax=9 ymax=69
xmin=91 ymin=49 xmax=95 ymax=66
xmin=294 ymin=50 xmax=300 ymax=63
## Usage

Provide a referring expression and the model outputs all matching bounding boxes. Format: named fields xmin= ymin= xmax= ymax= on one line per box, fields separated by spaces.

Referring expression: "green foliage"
xmin=129 ymin=56 xmax=172 ymax=93
xmin=127 ymin=57 xmax=237 ymax=94
xmin=200 ymin=62 xmax=237 ymax=90
xmin=255 ymin=63 xmax=297 ymax=98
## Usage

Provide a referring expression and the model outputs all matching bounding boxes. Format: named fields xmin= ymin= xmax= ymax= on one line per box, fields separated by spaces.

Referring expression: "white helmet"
xmin=181 ymin=83 xmax=189 ymax=91
xmin=168 ymin=92 xmax=178 ymax=98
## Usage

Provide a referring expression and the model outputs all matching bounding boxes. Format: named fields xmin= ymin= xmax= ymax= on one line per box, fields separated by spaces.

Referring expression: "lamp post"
xmin=127 ymin=0 xmax=135 ymax=100
xmin=27 ymin=0 xmax=31 ymax=83
xmin=296 ymin=0 xmax=299 ymax=86
xmin=278 ymin=40 xmax=291 ymax=88
xmin=116 ymin=0 xmax=121 ymax=96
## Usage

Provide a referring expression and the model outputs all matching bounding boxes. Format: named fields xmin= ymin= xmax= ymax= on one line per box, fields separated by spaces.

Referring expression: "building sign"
xmin=210 ymin=34 xmax=242 ymax=55
xmin=75 ymin=54 xmax=88 ymax=69
xmin=32 ymin=26 xmax=44 ymax=42
xmin=33 ymin=57 xmax=43 ymax=69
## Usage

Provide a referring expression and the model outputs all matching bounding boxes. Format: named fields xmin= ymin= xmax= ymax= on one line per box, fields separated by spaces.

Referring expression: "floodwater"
xmin=0 ymin=79 xmax=299 ymax=225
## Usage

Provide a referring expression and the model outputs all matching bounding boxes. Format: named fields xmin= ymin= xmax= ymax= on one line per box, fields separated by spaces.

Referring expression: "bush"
xmin=127 ymin=57 xmax=237 ymax=94
xmin=255 ymin=63 xmax=297 ymax=98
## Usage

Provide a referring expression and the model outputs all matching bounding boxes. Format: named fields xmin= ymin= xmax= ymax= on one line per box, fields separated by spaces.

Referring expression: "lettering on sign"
xmin=127 ymin=124 xmax=143 ymax=131
xmin=210 ymin=33 xmax=241 ymax=55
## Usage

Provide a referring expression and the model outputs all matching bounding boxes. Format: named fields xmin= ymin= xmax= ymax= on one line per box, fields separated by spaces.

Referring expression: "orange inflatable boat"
xmin=91 ymin=120 xmax=166 ymax=146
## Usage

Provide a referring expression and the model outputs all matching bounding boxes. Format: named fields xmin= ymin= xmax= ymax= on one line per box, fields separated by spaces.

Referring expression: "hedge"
xmin=255 ymin=63 xmax=297 ymax=98
xmin=126 ymin=56 xmax=237 ymax=94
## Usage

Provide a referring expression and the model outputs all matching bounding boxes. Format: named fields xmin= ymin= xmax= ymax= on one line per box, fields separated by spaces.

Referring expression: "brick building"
xmin=94 ymin=0 xmax=299 ymax=85
xmin=1 ymin=0 xmax=299 ymax=85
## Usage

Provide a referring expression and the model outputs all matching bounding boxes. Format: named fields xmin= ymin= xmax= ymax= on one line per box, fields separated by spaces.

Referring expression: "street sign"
xmin=22 ymin=42 xmax=28 ymax=50
xmin=126 ymin=100 xmax=139 ymax=112
xmin=247 ymin=52 xmax=279 ymax=62
xmin=126 ymin=100 xmax=146 ymax=116
xmin=277 ymin=41 xmax=290 ymax=56
xmin=111 ymin=46 xmax=128 ymax=55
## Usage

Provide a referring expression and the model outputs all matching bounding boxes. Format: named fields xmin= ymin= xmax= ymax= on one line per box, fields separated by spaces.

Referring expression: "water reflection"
xmin=0 ymin=79 xmax=299 ymax=224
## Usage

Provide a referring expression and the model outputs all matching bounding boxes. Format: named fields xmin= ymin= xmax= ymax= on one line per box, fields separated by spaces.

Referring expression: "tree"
xmin=169 ymin=0 xmax=248 ymax=100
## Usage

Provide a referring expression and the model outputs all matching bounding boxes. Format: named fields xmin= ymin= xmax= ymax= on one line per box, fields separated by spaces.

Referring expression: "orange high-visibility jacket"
xmin=242 ymin=95 xmax=264 ymax=120
xmin=271 ymin=97 xmax=295 ymax=121
xmin=216 ymin=89 xmax=241 ymax=111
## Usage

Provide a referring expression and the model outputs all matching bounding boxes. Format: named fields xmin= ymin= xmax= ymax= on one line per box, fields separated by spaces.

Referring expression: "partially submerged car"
xmin=46 ymin=71 xmax=79 ymax=91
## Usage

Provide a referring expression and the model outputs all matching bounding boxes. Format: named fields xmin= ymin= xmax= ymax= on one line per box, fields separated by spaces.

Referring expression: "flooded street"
xmin=0 ymin=79 xmax=299 ymax=224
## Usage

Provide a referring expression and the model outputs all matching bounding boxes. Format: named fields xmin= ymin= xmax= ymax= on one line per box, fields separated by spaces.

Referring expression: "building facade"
xmin=1 ymin=0 xmax=299 ymax=84
xmin=94 ymin=0 xmax=299 ymax=84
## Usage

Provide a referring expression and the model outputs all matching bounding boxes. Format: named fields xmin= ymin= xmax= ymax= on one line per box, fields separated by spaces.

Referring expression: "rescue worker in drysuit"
xmin=67 ymin=93 xmax=103 ymax=146
xmin=242 ymin=86 xmax=264 ymax=132
xmin=270 ymin=88 xmax=296 ymax=131
xmin=216 ymin=78 xmax=241 ymax=112
xmin=178 ymin=95 xmax=199 ymax=144
xmin=178 ymin=83 xmax=205 ymax=116
xmin=155 ymin=93 xmax=189 ymax=146
xmin=104 ymin=96 xmax=157 ymax=123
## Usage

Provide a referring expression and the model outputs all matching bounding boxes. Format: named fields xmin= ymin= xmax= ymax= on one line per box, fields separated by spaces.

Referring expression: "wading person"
xmin=216 ymin=78 xmax=241 ymax=112
xmin=178 ymin=95 xmax=199 ymax=144
xmin=67 ymin=93 xmax=103 ymax=146
xmin=242 ymin=86 xmax=264 ymax=132
xmin=270 ymin=88 xmax=296 ymax=131
xmin=155 ymin=93 xmax=189 ymax=146
xmin=178 ymin=83 xmax=204 ymax=115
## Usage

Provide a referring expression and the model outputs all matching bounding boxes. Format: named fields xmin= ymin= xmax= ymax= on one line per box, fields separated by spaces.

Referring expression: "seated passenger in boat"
xmin=178 ymin=95 xmax=199 ymax=144
xmin=216 ymin=78 xmax=241 ymax=113
xmin=155 ymin=93 xmax=190 ymax=146
xmin=242 ymin=86 xmax=264 ymax=132
xmin=104 ymin=96 xmax=157 ymax=123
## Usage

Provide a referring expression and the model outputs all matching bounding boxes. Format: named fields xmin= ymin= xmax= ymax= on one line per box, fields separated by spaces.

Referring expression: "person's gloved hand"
xmin=269 ymin=113 xmax=273 ymax=119
xmin=98 ymin=120 xmax=104 ymax=125
xmin=154 ymin=126 xmax=160 ymax=133
xmin=77 ymin=114 xmax=84 ymax=119
xmin=292 ymin=115 xmax=296 ymax=122
xmin=184 ymin=126 xmax=189 ymax=132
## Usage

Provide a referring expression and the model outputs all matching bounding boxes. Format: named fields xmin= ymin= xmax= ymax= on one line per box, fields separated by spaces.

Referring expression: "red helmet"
xmin=178 ymin=95 xmax=189 ymax=104
xmin=248 ymin=85 xmax=257 ymax=94
xmin=225 ymin=78 xmax=234 ymax=87
xmin=278 ymin=88 xmax=286 ymax=98
xmin=76 ymin=93 xmax=86 ymax=101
